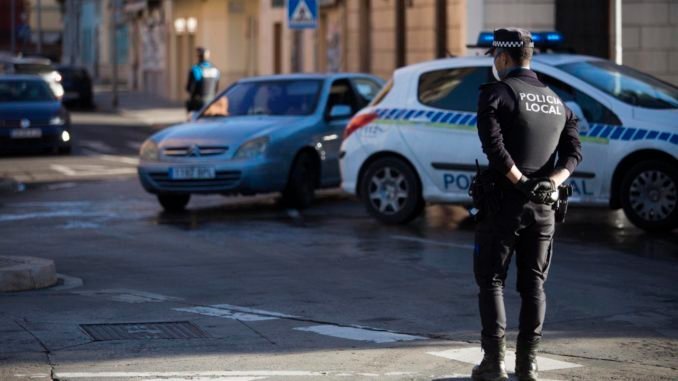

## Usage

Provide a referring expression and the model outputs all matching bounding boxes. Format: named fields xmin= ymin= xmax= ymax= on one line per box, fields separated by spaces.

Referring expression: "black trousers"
xmin=474 ymin=190 xmax=555 ymax=342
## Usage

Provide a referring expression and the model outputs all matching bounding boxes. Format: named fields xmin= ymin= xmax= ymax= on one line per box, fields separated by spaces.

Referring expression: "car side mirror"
xmin=328 ymin=104 xmax=352 ymax=120
xmin=565 ymin=101 xmax=590 ymax=133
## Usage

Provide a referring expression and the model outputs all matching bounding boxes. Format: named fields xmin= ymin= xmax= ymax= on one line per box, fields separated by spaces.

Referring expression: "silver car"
xmin=138 ymin=73 xmax=384 ymax=211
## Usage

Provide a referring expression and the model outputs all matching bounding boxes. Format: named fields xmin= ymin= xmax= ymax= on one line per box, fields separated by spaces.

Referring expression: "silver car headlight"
xmin=234 ymin=136 xmax=269 ymax=160
xmin=140 ymin=140 xmax=159 ymax=161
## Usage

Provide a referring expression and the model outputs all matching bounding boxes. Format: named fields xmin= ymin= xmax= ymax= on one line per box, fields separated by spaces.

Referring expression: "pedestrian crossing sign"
xmin=287 ymin=0 xmax=318 ymax=29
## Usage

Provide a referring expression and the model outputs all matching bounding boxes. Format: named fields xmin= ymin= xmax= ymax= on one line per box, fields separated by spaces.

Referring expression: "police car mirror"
xmin=564 ymin=101 xmax=590 ymax=133
xmin=329 ymin=104 xmax=352 ymax=120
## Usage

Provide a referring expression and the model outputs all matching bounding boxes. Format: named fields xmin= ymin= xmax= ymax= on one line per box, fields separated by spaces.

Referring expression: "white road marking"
xmin=46 ymin=182 xmax=78 ymax=190
xmin=51 ymin=370 xmax=426 ymax=379
xmin=126 ymin=141 xmax=142 ymax=151
xmin=428 ymin=347 xmax=582 ymax=372
xmin=0 ymin=210 xmax=107 ymax=222
xmin=49 ymin=273 xmax=84 ymax=291
xmin=174 ymin=306 xmax=281 ymax=322
xmin=293 ymin=325 xmax=427 ymax=343
xmin=79 ymin=140 xmax=116 ymax=153
xmin=50 ymin=163 xmax=137 ymax=177
xmin=391 ymin=235 xmax=474 ymax=250
xmin=76 ymin=289 xmax=181 ymax=303
xmin=99 ymin=154 xmax=140 ymax=165
xmin=211 ymin=304 xmax=298 ymax=319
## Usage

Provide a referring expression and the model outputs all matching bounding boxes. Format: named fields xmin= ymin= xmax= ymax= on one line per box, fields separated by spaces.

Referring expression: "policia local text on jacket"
xmin=472 ymin=67 xmax=582 ymax=380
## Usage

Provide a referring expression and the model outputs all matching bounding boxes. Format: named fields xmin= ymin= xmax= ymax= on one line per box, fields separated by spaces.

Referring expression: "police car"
xmin=340 ymin=32 xmax=678 ymax=232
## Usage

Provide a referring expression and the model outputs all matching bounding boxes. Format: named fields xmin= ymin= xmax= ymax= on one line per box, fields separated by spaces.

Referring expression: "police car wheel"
xmin=282 ymin=152 xmax=317 ymax=209
xmin=361 ymin=157 xmax=423 ymax=224
xmin=157 ymin=194 xmax=190 ymax=212
xmin=620 ymin=160 xmax=678 ymax=232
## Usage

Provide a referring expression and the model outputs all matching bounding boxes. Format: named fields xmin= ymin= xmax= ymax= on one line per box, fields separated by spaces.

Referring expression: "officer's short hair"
xmin=498 ymin=36 xmax=533 ymax=64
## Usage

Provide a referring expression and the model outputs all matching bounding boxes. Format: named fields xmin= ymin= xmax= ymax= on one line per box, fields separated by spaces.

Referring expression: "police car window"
xmin=418 ymin=67 xmax=491 ymax=112
xmin=352 ymin=78 xmax=381 ymax=105
xmin=558 ymin=60 xmax=678 ymax=109
xmin=537 ymin=72 xmax=622 ymax=125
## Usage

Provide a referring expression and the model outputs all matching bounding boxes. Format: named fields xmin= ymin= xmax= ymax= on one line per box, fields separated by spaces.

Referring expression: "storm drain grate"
xmin=80 ymin=321 xmax=209 ymax=341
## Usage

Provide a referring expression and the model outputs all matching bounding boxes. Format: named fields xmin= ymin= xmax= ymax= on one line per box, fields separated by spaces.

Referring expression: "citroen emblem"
xmin=188 ymin=145 xmax=200 ymax=157
xmin=20 ymin=119 xmax=30 ymax=128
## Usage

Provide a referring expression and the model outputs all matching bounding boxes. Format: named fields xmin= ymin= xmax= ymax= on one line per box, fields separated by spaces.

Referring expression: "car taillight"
xmin=344 ymin=112 xmax=378 ymax=139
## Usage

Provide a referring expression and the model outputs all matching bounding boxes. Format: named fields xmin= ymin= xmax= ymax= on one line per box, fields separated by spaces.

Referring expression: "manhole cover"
xmin=81 ymin=321 xmax=209 ymax=341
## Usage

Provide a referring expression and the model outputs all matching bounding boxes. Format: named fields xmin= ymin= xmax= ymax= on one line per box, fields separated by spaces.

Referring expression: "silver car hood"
xmin=156 ymin=116 xmax=308 ymax=148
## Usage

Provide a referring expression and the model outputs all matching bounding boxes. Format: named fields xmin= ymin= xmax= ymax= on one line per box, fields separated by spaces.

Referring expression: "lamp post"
xmin=10 ymin=0 xmax=16 ymax=54
xmin=112 ymin=0 xmax=119 ymax=108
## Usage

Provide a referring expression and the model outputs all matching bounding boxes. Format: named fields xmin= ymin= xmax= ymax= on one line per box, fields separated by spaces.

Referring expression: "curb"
xmin=0 ymin=256 xmax=58 ymax=292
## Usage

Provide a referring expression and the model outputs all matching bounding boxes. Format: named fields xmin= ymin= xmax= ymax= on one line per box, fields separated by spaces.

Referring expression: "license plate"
xmin=10 ymin=128 xmax=42 ymax=139
xmin=169 ymin=166 xmax=216 ymax=180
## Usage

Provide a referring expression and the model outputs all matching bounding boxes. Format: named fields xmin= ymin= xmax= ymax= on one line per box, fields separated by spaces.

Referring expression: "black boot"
xmin=515 ymin=338 xmax=539 ymax=381
xmin=471 ymin=336 xmax=509 ymax=381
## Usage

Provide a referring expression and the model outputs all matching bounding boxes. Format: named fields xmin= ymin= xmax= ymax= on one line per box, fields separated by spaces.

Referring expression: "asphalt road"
xmin=1 ymin=114 xmax=677 ymax=381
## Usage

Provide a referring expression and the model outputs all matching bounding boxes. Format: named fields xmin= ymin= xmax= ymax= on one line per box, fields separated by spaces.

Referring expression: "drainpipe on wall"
xmin=614 ymin=0 xmax=622 ymax=65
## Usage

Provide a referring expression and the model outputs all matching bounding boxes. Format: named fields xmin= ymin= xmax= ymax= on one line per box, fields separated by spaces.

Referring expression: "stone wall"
xmin=622 ymin=0 xmax=678 ymax=84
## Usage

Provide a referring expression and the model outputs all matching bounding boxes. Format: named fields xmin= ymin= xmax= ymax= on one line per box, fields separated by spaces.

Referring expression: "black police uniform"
xmin=472 ymin=40 xmax=582 ymax=379
xmin=185 ymin=60 xmax=220 ymax=112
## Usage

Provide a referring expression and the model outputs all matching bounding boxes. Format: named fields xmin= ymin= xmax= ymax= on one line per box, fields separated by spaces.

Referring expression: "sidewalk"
xmin=73 ymin=85 xmax=188 ymax=129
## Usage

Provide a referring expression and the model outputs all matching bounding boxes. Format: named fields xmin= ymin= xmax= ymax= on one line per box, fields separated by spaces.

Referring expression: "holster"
xmin=469 ymin=169 xmax=503 ymax=220
xmin=553 ymin=184 xmax=573 ymax=223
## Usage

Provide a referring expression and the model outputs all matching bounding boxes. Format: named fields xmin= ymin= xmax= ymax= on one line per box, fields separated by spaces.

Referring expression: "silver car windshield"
xmin=557 ymin=60 xmax=678 ymax=109
xmin=201 ymin=79 xmax=323 ymax=118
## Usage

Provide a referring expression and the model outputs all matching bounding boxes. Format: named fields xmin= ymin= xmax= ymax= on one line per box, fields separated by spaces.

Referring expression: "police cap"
xmin=486 ymin=28 xmax=534 ymax=55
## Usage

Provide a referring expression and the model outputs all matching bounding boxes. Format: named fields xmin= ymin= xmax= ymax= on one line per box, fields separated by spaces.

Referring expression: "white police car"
xmin=340 ymin=32 xmax=678 ymax=232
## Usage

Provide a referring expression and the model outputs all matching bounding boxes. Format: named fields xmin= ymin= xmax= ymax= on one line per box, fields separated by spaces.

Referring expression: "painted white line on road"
xmin=428 ymin=347 xmax=582 ymax=373
xmin=146 ymin=376 xmax=268 ymax=381
xmin=99 ymin=154 xmax=140 ymax=165
xmin=53 ymin=371 xmax=325 ymax=378
xmin=391 ymin=235 xmax=474 ymax=250
xmin=80 ymin=140 xmax=116 ymax=153
xmin=76 ymin=289 xmax=181 ymax=303
xmin=50 ymin=164 xmax=137 ymax=177
xmin=49 ymin=273 xmax=84 ymax=291
xmin=0 ymin=210 xmax=107 ymax=222
xmin=211 ymin=304 xmax=298 ymax=319
xmin=293 ymin=325 xmax=427 ymax=343
xmin=174 ymin=306 xmax=281 ymax=322
xmin=51 ymin=370 xmax=427 ymax=379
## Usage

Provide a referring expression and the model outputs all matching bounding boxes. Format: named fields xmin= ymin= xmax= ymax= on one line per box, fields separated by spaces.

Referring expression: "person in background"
xmin=185 ymin=47 xmax=220 ymax=113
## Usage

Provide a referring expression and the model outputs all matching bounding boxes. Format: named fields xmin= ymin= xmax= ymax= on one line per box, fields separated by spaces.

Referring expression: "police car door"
xmin=400 ymin=65 xmax=491 ymax=200
xmin=535 ymin=66 xmax=619 ymax=204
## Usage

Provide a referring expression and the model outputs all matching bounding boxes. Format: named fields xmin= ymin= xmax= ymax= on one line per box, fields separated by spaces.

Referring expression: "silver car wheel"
xmin=368 ymin=166 xmax=409 ymax=215
xmin=628 ymin=169 xmax=677 ymax=222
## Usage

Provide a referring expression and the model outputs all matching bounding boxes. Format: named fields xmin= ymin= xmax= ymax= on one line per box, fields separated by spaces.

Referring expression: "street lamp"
xmin=186 ymin=17 xmax=197 ymax=34
xmin=174 ymin=17 xmax=186 ymax=34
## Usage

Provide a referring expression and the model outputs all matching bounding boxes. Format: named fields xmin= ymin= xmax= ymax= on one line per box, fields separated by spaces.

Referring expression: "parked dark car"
xmin=0 ymin=75 xmax=71 ymax=155
xmin=56 ymin=65 xmax=94 ymax=108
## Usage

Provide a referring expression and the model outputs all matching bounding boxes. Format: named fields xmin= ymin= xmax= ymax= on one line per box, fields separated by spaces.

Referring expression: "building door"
xmin=273 ymin=22 xmax=282 ymax=74
xmin=556 ymin=0 xmax=610 ymax=58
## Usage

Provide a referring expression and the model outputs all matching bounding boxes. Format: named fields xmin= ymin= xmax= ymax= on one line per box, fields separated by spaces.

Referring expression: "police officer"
xmin=471 ymin=28 xmax=582 ymax=381
xmin=185 ymin=47 xmax=220 ymax=112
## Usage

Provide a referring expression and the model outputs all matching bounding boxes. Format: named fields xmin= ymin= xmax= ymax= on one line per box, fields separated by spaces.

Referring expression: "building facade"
xmin=66 ymin=0 xmax=675 ymax=102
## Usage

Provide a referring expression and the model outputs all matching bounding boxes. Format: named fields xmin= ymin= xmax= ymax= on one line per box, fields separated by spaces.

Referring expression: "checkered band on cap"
xmin=492 ymin=40 xmax=534 ymax=48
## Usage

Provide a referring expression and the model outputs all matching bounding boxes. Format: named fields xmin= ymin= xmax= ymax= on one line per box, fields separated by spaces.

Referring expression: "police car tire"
xmin=158 ymin=194 xmax=190 ymax=212
xmin=361 ymin=157 xmax=423 ymax=225
xmin=282 ymin=152 xmax=316 ymax=209
xmin=620 ymin=160 xmax=678 ymax=232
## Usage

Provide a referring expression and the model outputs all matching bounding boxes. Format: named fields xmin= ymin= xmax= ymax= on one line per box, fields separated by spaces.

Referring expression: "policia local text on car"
xmin=469 ymin=28 xmax=582 ymax=381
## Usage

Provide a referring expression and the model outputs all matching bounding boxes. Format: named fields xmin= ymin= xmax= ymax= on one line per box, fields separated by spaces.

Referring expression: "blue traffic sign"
xmin=287 ymin=0 xmax=318 ymax=29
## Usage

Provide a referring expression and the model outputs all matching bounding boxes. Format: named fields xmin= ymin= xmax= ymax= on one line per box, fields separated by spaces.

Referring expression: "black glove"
xmin=516 ymin=176 xmax=557 ymax=204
